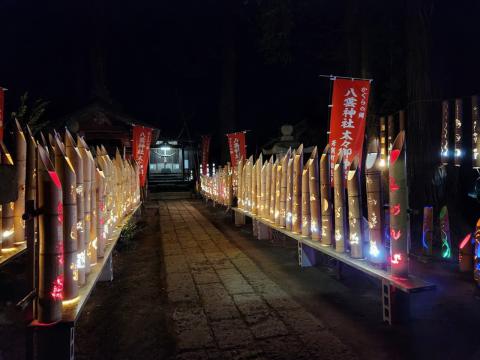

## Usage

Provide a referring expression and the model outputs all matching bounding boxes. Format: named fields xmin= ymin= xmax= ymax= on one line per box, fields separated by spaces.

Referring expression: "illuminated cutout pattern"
xmin=50 ymin=275 xmax=64 ymax=300
xmin=391 ymin=253 xmax=402 ymax=265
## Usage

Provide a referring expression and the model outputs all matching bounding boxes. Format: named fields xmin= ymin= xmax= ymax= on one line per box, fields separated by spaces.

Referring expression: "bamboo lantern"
xmin=37 ymin=145 xmax=63 ymax=323
xmin=441 ymin=101 xmax=449 ymax=165
xmin=387 ymin=115 xmax=395 ymax=160
xmin=285 ymin=151 xmax=294 ymax=231
xmin=274 ymin=160 xmax=282 ymax=224
xmin=308 ymin=147 xmax=321 ymax=241
xmin=439 ymin=206 xmax=451 ymax=259
xmin=246 ymin=157 xmax=253 ymax=212
xmin=459 ymin=233 xmax=473 ymax=273
xmin=265 ymin=156 xmax=273 ymax=219
xmin=320 ymin=145 xmax=332 ymax=246
xmin=237 ymin=158 xmax=243 ymax=209
xmin=301 ymin=161 xmax=311 ymax=237
xmin=89 ymin=156 xmax=97 ymax=265
xmin=13 ymin=120 xmax=27 ymax=244
xmin=422 ymin=206 xmax=433 ymax=256
xmin=474 ymin=220 xmax=480 ymax=285
xmin=65 ymin=131 xmax=85 ymax=286
xmin=279 ymin=149 xmax=290 ymax=227
xmin=333 ymin=152 xmax=347 ymax=253
xmin=260 ymin=161 xmax=266 ymax=217
xmin=379 ymin=117 xmax=387 ymax=168
xmin=389 ymin=131 xmax=409 ymax=277
xmin=269 ymin=159 xmax=277 ymax=222
xmin=365 ymin=139 xmax=385 ymax=264
xmin=454 ymin=99 xmax=463 ymax=167
xmin=26 ymin=126 xmax=37 ymax=204
xmin=256 ymin=154 xmax=262 ymax=215
xmin=473 ymin=96 xmax=480 ymax=169
xmin=399 ymin=110 xmax=406 ymax=132
xmin=78 ymin=137 xmax=92 ymax=272
xmin=96 ymin=167 xmax=106 ymax=257
xmin=292 ymin=144 xmax=303 ymax=234
xmin=251 ymin=160 xmax=257 ymax=215
xmin=1 ymin=142 xmax=15 ymax=250
xmin=53 ymin=136 xmax=78 ymax=301
xmin=347 ymin=158 xmax=363 ymax=259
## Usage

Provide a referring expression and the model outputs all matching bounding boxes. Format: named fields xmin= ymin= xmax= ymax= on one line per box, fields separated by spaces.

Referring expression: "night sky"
xmin=1 ymin=0 xmax=480 ymax=152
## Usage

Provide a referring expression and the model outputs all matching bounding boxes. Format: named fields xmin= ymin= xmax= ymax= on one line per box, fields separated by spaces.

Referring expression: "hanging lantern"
xmin=37 ymin=145 xmax=63 ymax=324
xmin=454 ymin=99 xmax=463 ymax=167
xmin=333 ymin=152 xmax=347 ymax=253
xmin=1 ymin=142 xmax=15 ymax=250
xmin=308 ymin=147 xmax=320 ymax=241
xmin=422 ymin=206 xmax=433 ymax=256
xmin=389 ymin=131 xmax=409 ymax=277
xmin=292 ymin=144 xmax=303 ymax=234
xmin=285 ymin=151 xmax=294 ymax=231
xmin=365 ymin=138 xmax=385 ymax=264
xmin=53 ymin=136 xmax=78 ymax=302
xmin=441 ymin=101 xmax=449 ymax=165
xmin=347 ymin=157 xmax=363 ymax=259
xmin=473 ymin=96 xmax=480 ymax=169
xmin=13 ymin=119 xmax=26 ymax=244
xmin=439 ymin=206 xmax=451 ymax=259
xmin=320 ymin=144 xmax=333 ymax=246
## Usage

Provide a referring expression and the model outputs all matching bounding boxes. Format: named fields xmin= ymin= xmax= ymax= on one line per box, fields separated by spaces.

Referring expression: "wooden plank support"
xmin=234 ymin=211 xmax=245 ymax=226
xmin=298 ymin=242 xmax=317 ymax=267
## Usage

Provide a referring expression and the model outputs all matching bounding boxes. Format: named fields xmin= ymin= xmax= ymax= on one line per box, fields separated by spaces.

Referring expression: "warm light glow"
xmin=2 ymin=229 xmax=14 ymax=239
xmin=350 ymin=232 xmax=359 ymax=245
xmin=50 ymin=275 xmax=64 ymax=300
xmin=77 ymin=251 xmax=86 ymax=269
xmin=369 ymin=241 xmax=380 ymax=257
xmin=62 ymin=296 xmax=80 ymax=306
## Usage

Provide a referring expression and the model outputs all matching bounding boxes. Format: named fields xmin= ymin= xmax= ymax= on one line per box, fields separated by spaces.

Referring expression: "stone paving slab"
xmin=161 ymin=200 xmax=357 ymax=359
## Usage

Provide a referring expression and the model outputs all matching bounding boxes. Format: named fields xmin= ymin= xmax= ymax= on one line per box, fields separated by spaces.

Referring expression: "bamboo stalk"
xmin=274 ymin=160 xmax=282 ymax=225
xmin=441 ymin=101 xmax=449 ymax=165
xmin=473 ymin=96 xmax=480 ymax=169
xmin=90 ymin=155 xmax=97 ymax=265
xmin=347 ymin=157 xmax=363 ymax=259
xmin=285 ymin=151 xmax=294 ymax=231
xmin=279 ymin=149 xmax=290 ymax=227
xmin=333 ymin=152 xmax=347 ymax=253
xmin=261 ymin=161 xmax=267 ymax=217
xmin=265 ymin=156 xmax=273 ymax=219
xmin=78 ymin=137 xmax=92 ymax=273
xmin=301 ymin=161 xmax=311 ymax=237
xmin=270 ymin=159 xmax=277 ymax=222
xmin=292 ymin=144 xmax=303 ymax=233
xmin=422 ymin=206 xmax=433 ymax=256
xmin=454 ymin=99 xmax=463 ymax=167
xmin=308 ymin=147 xmax=321 ymax=241
xmin=1 ymin=142 xmax=15 ymax=249
xmin=96 ymin=168 xmax=106 ymax=257
xmin=320 ymin=145 xmax=332 ymax=246
xmin=13 ymin=120 xmax=27 ymax=244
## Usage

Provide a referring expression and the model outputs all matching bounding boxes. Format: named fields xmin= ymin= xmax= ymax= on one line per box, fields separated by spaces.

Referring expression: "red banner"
xmin=328 ymin=78 xmax=371 ymax=175
xmin=226 ymin=131 xmax=246 ymax=168
xmin=0 ymin=88 xmax=4 ymax=141
xmin=132 ymin=125 xmax=153 ymax=187
xmin=201 ymin=135 xmax=211 ymax=175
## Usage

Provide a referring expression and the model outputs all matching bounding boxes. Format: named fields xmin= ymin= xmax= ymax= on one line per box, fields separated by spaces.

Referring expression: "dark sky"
xmin=1 ymin=0 xmax=480 ymax=152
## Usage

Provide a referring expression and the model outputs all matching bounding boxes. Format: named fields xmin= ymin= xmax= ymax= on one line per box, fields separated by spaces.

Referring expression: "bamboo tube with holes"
xmin=387 ymin=115 xmax=395 ymax=160
xmin=96 ymin=168 xmax=106 ymax=257
xmin=261 ymin=161 xmax=266 ymax=217
xmin=279 ymin=150 xmax=290 ymax=227
xmin=309 ymin=147 xmax=321 ymax=241
xmin=285 ymin=151 xmax=294 ymax=231
xmin=78 ymin=137 xmax=92 ymax=272
xmin=1 ymin=142 xmax=15 ymax=249
xmin=441 ymin=101 xmax=449 ymax=165
xmin=89 ymin=156 xmax=97 ymax=265
xmin=256 ymin=154 xmax=262 ymax=215
xmin=275 ymin=160 xmax=282 ymax=225
xmin=301 ymin=162 xmax=310 ymax=237
xmin=473 ymin=96 xmax=480 ymax=169
xmin=13 ymin=120 xmax=26 ymax=244
xmin=65 ymin=131 xmax=85 ymax=286
xmin=379 ymin=117 xmax=387 ymax=168
xmin=422 ymin=206 xmax=433 ymax=257
xmin=365 ymin=139 xmax=384 ymax=264
xmin=265 ymin=157 xmax=273 ymax=219
xmin=320 ymin=145 xmax=332 ymax=246
xmin=37 ymin=145 xmax=63 ymax=323
xmin=454 ymin=99 xmax=463 ymax=166
xmin=54 ymin=136 xmax=78 ymax=301
xmin=389 ymin=131 xmax=409 ymax=277
xmin=292 ymin=145 xmax=303 ymax=233
xmin=347 ymin=158 xmax=363 ymax=259
xmin=237 ymin=158 xmax=243 ymax=209
xmin=251 ymin=160 xmax=257 ymax=215
xmin=26 ymin=126 xmax=37 ymax=205
xmin=333 ymin=152 xmax=347 ymax=253
xmin=270 ymin=159 xmax=277 ymax=222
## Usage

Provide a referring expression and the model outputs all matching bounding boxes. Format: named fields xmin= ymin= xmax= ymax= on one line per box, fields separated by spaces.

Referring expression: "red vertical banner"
xmin=226 ymin=131 xmax=246 ymax=167
xmin=132 ymin=125 xmax=153 ymax=187
xmin=201 ymin=135 xmax=211 ymax=175
xmin=0 ymin=88 xmax=4 ymax=141
xmin=328 ymin=78 xmax=371 ymax=177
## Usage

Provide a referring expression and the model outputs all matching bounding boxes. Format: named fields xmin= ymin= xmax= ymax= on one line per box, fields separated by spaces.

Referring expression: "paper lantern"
xmin=333 ymin=152 xmax=347 ymax=253
xmin=320 ymin=144 xmax=332 ymax=246
xmin=389 ymin=131 xmax=409 ymax=277
xmin=347 ymin=158 xmax=363 ymax=259
xmin=37 ymin=145 xmax=63 ymax=323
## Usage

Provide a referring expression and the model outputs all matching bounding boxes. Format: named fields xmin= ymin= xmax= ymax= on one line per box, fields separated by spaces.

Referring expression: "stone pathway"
xmin=161 ymin=200 xmax=357 ymax=360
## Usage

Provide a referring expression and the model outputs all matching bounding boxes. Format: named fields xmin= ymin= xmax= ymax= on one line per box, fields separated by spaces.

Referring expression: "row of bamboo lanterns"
xmin=201 ymin=132 xmax=409 ymax=277
xmin=0 ymin=121 xmax=141 ymax=324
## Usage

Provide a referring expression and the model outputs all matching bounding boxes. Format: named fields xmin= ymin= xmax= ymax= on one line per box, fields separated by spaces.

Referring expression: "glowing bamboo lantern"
xmin=365 ymin=139 xmax=384 ymax=264
xmin=96 ymin=167 xmax=106 ymax=257
xmin=301 ymin=161 xmax=310 ymax=237
xmin=13 ymin=120 xmax=26 ymax=244
xmin=389 ymin=131 xmax=409 ymax=277
xmin=246 ymin=157 xmax=253 ymax=212
xmin=441 ymin=101 xmax=449 ymax=165
xmin=285 ymin=150 xmax=294 ymax=231
xmin=274 ymin=160 xmax=282 ymax=224
xmin=459 ymin=233 xmax=473 ymax=273
xmin=347 ymin=158 xmax=363 ymax=258
xmin=260 ymin=161 xmax=266 ymax=217
xmin=237 ymin=158 xmax=243 ymax=209
xmin=473 ymin=96 xmax=480 ymax=169
xmin=279 ymin=149 xmax=290 ymax=227
xmin=256 ymin=154 xmax=262 ymax=215
xmin=78 ymin=137 xmax=92 ymax=272
xmin=269 ymin=159 xmax=277 ymax=222
xmin=1 ymin=142 xmax=15 ymax=250
xmin=89 ymin=156 xmax=97 ymax=265
xmin=265 ymin=157 xmax=273 ymax=219
xmin=439 ymin=206 xmax=451 ymax=259
xmin=454 ymin=99 xmax=463 ymax=167
xmin=251 ymin=160 xmax=257 ymax=215
xmin=421 ymin=206 xmax=433 ymax=256
xmin=37 ymin=145 xmax=63 ymax=323
xmin=399 ymin=110 xmax=406 ymax=132
xmin=333 ymin=152 xmax=347 ymax=253
xmin=379 ymin=117 xmax=387 ymax=168
xmin=53 ymin=136 xmax=78 ymax=301
xmin=26 ymin=126 xmax=37 ymax=205
xmin=292 ymin=144 xmax=303 ymax=234
xmin=387 ymin=115 xmax=395 ymax=160
xmin=320 ymin=145 xmax=332 ymax=246
xmin=65 ymin=131 xmax=85 ymax=286
xmin=308 ymin=147 xmax=320 ymax=241
xmin=474 ymin=220 xmax=480 ymax=284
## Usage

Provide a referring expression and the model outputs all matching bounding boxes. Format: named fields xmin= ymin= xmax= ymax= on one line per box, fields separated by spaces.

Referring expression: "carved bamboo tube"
xmin=347 ymin=158 xmax=363 ymax=259
xmin=279 ymin=150 xmax=290 ymax=227
xmin=14 ymin=120 xmax=27 ymax=244
xmin=454 ymin=99 xmax=463 ymax=167
xmin=473 ymin=96 xmax=480 ymax=169
xmin=1 ymin=142 xmax=15 ymax=249
xmin=285 ymin=152 xmax=294 ymax=231
xmin=78 ymin=137 xmax=92 ymax=272
xmin=333 ymin=152 xmax=346 ymax=253
xmin=90 ymin=156 xmax=97 ymax=265
xmin=270 ymin=160 xmax=277 ymax=222
xmin=308 ymin=147 xmax=321 ymax=241
xmin=292 ymin=145 xmax=303 ymax=233
xmin=301 ymin=162 xmax=310 ymax=237
xmin=320 ymin=145 xmax=332 ymax=246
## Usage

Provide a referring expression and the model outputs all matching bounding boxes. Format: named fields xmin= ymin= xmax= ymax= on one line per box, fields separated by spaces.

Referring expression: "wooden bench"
xmin=28 ymin=204 xmax=142 ymax=360
xmin=231 ymin=206 xmax=435 ymax=324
